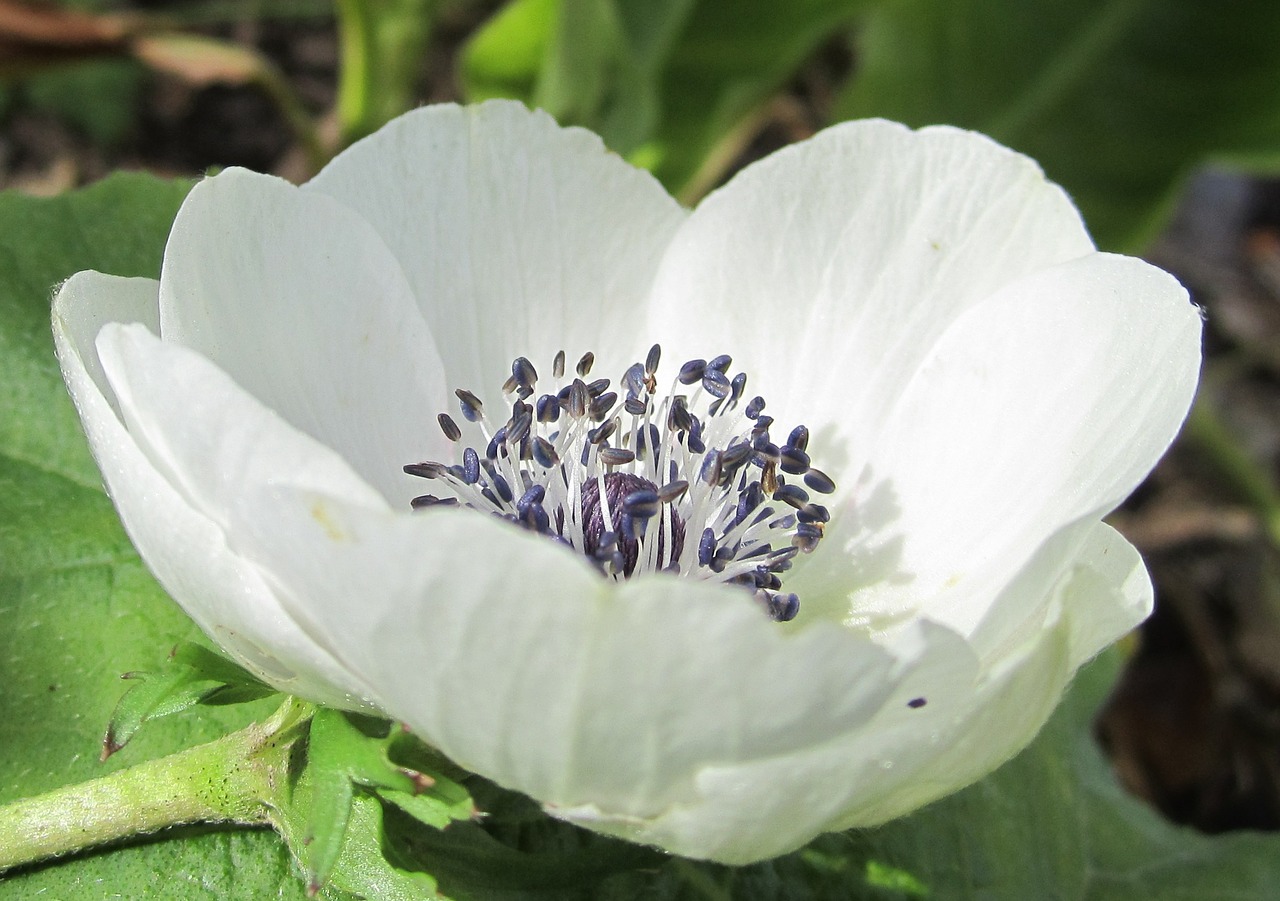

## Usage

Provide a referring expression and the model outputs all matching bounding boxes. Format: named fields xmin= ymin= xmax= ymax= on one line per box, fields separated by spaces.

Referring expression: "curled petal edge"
xmin=52 ymin=273 xmax=383 ymax=710
xmin=551 ymin=519 xmax=1145 ymax=863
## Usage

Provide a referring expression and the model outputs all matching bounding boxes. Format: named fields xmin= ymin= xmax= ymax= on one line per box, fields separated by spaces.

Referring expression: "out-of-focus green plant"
xmin=462 ymin=0 xmax=866 ymax=202
xmin=462 ymin=0 xmax=1280 ymax=251
xmin=334 ymin=0 xmax=436 ymax=147
xmin=837 ymin=0 xmax=1280 ymax=251
xmin=20 ymin=60 xmax=143 ymax=149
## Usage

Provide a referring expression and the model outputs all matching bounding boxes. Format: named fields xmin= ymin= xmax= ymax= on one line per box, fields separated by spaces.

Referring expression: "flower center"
xmin=403 ymin=346 xmax=834 ymax=622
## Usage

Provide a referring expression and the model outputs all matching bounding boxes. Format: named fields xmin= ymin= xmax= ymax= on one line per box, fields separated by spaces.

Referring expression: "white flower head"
xmin=52 ymin=101 xmax=1201 ymax=864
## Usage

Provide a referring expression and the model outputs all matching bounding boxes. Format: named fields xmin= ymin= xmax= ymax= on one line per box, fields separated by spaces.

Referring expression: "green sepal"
xmin=103 ymin=640 xmax=279 ymax=759
xmin=380 ymin=782 xmax=473 ymax=832
xmin=171 ymin=641 xmax=277 ymax=695
xmin=320 ymin=792 xmax=442 ymax=900
xmin=399 ymin=782 xmax=663 ymax=898
xmin=302 ymin=710 xmax=475 ymax=894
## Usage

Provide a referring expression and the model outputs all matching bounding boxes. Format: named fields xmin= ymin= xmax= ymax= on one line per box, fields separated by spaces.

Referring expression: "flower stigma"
xmin=404 ymin=345 xmax=835 ymax=622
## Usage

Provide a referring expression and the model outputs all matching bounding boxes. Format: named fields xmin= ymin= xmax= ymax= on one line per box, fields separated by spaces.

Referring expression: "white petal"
xmin=645 ymin=119 xmax=1094 ymax=494
xmin=159 ymin=168 xmax=448 ymax=505
xmin=804 ymin=253 xmax=1199 ymax=633
xmin=52 ymin=273 xmax=378 ymax=709
xmin=304 ymin=100 xmax=688 ymax=390
xmin=960 ymin=519 xmax=1151 ymax=671
xmin=1054 ymin=523 xmax=1152 ymax=667
xmin=558 ymin=517 xmax=1144 ymax=862
xmin=555 ymin=619 xmax=983 ymax=863
xmin=98 ymin=320 xmax=390 ymax=523
xmin=209 ymin=483 xmax=971 ymax=831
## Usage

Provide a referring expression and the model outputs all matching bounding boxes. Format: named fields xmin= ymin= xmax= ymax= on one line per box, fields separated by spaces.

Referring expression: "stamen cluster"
xmin=404 ymin=346 xmax=834 ymax=621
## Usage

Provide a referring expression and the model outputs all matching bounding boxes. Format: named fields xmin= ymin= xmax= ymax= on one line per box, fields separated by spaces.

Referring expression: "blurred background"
xmin=5 ymin=0 xmax=1280 ymax=839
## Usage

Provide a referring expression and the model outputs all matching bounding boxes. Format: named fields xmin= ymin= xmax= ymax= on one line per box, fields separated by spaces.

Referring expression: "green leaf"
xmin=104 ymin=641 xmax=278 ymax=758
xmin=834 ymin=0 xmax=1280 ymax=251
xmin=460 ymin=0 xmax=863 ymax=198
xmin=0 ymin=174 xmax=305 ymax=899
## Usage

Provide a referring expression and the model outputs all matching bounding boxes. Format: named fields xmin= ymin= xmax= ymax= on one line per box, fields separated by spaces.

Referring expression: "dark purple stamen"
xmin=404 ymin=344 xmax=837 ymax=622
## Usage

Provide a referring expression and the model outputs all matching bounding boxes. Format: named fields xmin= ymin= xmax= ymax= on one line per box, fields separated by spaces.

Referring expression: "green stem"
xmin=0 ymin=698 xmax=311 ymax=873
xmin=334 ymin=0 xmax=434 ymax=148
xmin=334 ymin=0 xmax=374 ymax=145
xmin=675 ymin=100 xmax=773 ymax=207
xmin=255 ymin=63 xmax=328 ymax=175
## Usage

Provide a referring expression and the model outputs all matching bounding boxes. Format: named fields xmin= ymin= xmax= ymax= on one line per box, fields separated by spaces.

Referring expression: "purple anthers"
xmin=404 ymin=345 xmax=836 ymax=622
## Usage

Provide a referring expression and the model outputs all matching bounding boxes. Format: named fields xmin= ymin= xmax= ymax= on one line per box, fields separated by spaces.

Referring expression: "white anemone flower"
xmin=52 ymin=101 xmax=1201 ymax=864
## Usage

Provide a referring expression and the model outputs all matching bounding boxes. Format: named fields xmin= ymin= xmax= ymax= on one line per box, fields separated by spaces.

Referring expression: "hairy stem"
xmin=0 ymin=698 xmax=310 ymax=873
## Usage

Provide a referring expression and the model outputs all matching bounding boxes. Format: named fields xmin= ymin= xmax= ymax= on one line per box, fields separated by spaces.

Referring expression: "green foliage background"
xmin=462 ymin=0 xmax=1280 ymax=250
